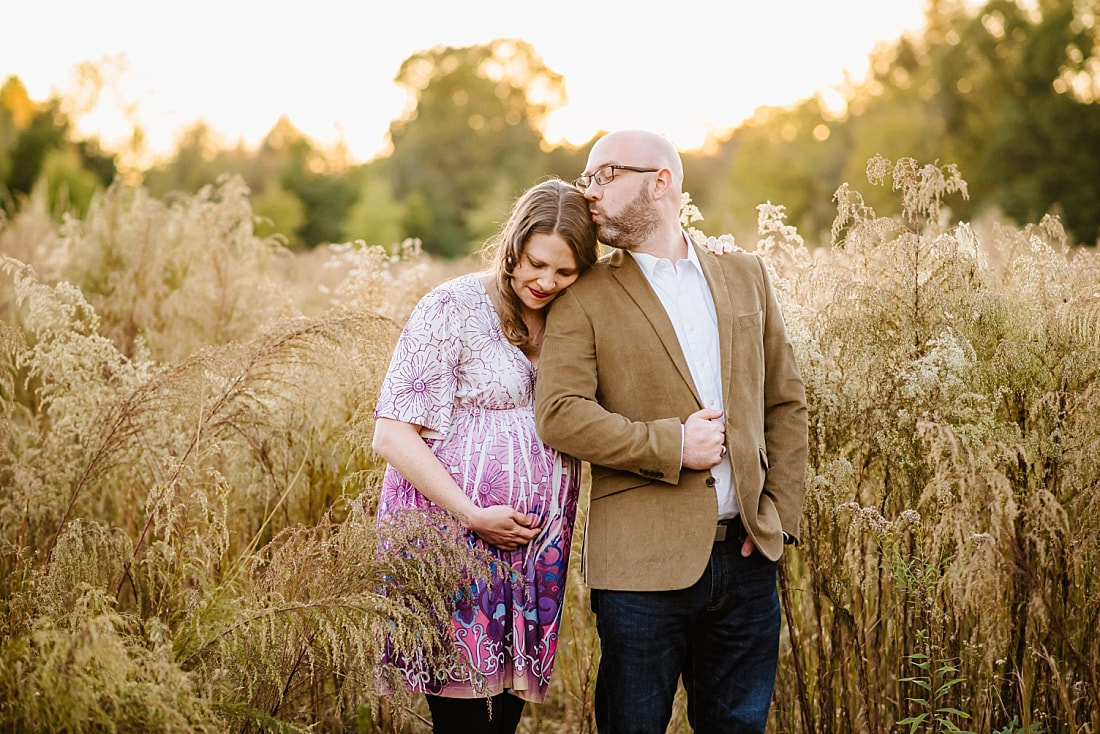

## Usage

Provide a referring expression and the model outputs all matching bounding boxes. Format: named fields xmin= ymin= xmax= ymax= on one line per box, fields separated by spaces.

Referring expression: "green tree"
xmin=140 ymin=115 xmax=354 ymax=249
xmin=342 ymin=167 xmax=402 ymax=248
xmin=281 ymin=158 xmax=357 ymax=248
xmin=252 ymin=175 xmax=307 ymax=248
xmin=841 ymin=0 xmax=1100 ymax=243
xmin=0 ymin=76 xmax=37 ymax=192
xmin=385 ymin=39 xmax=565 ymax=257
xmin=141 ymin=121 xmax=225 ymax=196
xmin=704 ymin=100 xmax=848 ymax=245
xmin=0 ymin=76 xmax=114 ymax=218
xmin=975 ymin=0 xmax=1100 ymax=244
xmin=543 ymin=137 xmax=593 ymax=188
xmin=693 ymin=0 xmax=1098 ymax=247
xmin=4 ymin=97 xmax=67 ymax=201
xmin=38 ymin=146 xmax=103 ymax=216
xmin=253 ymin=116 xmax=357 ymax=248
xmin=240 ymin=116 xmax=313 ymax=248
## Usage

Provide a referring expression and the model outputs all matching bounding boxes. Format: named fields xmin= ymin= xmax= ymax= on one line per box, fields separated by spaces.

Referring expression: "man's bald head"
xmin=588 ymin=130 xmax=683 ymax=193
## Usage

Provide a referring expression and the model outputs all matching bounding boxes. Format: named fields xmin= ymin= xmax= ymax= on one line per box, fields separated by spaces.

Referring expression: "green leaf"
xmin=936 ymin=707 xmax=971 ymax=718
xmin=935 ymin=678 xmax=966 ymax=696
xmin=935 ymin=716 xmax=975 ymax=733
xmin=897 ymin=713 xmax=929 ymax=734
xmin=905 ymin=677 xmax=933 ymax=691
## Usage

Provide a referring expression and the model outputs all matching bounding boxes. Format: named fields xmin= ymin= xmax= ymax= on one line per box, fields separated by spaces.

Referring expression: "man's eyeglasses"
xmin=573 ymin=165 xmax=659 ymax=190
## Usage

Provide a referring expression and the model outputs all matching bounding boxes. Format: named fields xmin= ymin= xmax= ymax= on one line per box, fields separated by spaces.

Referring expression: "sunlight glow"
xmin=4 ymin=0 xmax=931 ymax=164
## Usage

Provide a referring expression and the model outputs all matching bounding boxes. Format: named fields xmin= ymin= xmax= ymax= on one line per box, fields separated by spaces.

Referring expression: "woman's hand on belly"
xmin=469 ymin=505 xmax=541 ymax=551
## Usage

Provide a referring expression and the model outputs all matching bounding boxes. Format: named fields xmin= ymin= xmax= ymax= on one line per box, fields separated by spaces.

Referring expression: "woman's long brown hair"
xmin=483 ymin=178 xmax=599 ymax=353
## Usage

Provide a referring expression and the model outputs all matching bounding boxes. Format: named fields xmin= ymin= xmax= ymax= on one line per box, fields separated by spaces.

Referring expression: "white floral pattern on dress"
xmin=374 ymin=274 xmax=579 ymax=703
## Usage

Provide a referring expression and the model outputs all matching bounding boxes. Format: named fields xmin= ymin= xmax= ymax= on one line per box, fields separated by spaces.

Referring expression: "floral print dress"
xmin=374 ymin=274 xmax=579 ymax=703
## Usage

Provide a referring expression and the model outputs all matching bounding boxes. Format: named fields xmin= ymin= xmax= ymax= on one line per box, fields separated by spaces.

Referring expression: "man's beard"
xmin=596 ymin=186 xmax=661 ymax=251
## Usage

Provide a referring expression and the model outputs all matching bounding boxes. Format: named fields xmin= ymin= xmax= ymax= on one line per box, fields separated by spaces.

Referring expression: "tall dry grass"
xmin=0 ymin=176 xmax=483 ymax=732
xmin=1 ymin=160 xmax=1097 ymax=733
xmin=762 ymin=157 xmax=1100 ymax=734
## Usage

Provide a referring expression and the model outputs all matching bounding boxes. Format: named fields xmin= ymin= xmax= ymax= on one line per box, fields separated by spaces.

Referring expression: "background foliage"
xmin=2 ymin=151 xmax=1098 ymax=733
xmin=3 ymin=0 xmax=1099 ymax=254
xmin=2 ymin=0 xmax=1099 ymax=731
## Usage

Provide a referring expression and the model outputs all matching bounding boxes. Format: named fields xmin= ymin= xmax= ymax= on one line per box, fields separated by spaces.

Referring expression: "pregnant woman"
xmin=371 ymin=178 xmax=599 ymax=734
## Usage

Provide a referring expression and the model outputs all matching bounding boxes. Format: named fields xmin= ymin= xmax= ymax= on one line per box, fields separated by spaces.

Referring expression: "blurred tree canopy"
xmin=686 ymin=0 xmax=1100 ymax=246
xmin=3 ymin=0 xmax=1098 ymax=251
xmin=383 ymin=38 xmax=574 ymax=256
xmin=1 ymin=76 xmax=115 ymax=217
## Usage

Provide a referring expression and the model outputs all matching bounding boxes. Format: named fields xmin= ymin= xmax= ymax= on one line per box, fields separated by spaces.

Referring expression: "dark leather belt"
xmin=714 ymin=515 xmax=747 ymax=544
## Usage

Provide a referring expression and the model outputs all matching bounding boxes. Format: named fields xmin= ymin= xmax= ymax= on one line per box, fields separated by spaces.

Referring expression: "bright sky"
xmin=3 ymin=0 xmax=930 ymax=165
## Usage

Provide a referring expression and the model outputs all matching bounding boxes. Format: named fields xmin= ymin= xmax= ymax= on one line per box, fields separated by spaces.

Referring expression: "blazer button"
xmin=705 ymin=477 xmax=717 ymax=487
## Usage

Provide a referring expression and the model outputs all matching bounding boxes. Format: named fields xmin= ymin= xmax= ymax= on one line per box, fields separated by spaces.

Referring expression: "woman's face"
xmin=510 ymin=232 xmax=580 ymax=312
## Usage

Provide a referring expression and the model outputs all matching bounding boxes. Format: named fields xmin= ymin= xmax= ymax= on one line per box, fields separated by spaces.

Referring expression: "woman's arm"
xmin=372 ymin=417 xmax=539 ymax=551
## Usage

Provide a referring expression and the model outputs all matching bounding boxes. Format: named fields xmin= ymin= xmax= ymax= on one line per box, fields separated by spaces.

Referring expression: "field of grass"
xmin=1 ymin=159 xmax=1097 ymax=733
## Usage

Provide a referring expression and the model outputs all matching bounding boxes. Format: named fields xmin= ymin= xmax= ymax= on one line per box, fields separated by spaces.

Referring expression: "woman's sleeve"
xmin=373 ymin=286 xmax=461 ymax=436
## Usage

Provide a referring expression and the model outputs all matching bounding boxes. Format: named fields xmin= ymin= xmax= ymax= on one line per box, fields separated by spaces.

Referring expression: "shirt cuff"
xmin=680 ymin=423 xmax=685 ymax=469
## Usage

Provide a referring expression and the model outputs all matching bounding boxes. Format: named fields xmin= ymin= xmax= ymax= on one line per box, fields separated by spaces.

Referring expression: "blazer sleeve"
xmin=756 ymin=255 xmax=809 ymax=542
xmin=534 ymin=286 xmax=684 ymax=484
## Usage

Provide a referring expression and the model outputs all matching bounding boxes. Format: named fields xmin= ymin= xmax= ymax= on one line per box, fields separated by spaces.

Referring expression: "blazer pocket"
xmin=590 ymin=471 xmax=654 ymax=501
xmin=738 ymin=311 xmax=763 ymax=329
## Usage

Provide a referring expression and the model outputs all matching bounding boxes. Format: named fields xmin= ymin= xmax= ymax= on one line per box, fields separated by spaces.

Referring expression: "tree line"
xmin=2 ymin=0 xmax=1098 ymax=255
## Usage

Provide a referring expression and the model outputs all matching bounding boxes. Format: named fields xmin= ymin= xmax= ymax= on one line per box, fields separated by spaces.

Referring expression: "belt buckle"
xmin=714 ymin=524 xmax=728 ymax=542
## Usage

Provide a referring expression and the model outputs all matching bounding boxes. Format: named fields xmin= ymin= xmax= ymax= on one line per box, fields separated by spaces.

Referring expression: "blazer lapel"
xmin=694 ymin=243 xmax=735 ymax=409
xmin=609 ymin=249 xmax=702 ymax=405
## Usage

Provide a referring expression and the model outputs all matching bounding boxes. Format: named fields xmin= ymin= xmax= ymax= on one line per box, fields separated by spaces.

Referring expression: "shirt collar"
xmin=630 ymin=230 xmax=701 ymax=278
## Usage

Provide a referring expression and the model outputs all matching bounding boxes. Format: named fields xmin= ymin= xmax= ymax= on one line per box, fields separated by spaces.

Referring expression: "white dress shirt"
xmin=631 ymin=233 xmax=738 ymax=519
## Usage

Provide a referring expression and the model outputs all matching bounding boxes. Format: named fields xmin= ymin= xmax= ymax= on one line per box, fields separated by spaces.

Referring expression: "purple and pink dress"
xmin=374 ymin=274 xmax=579 ymax=703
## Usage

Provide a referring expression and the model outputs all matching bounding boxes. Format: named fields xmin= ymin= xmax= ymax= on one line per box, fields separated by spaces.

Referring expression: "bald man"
xmin=535 ymin=130 xmax=808 ymax=733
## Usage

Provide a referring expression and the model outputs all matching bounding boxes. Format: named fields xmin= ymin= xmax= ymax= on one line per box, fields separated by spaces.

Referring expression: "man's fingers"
xmin=688 ymin=407 xmax=724 ymax=423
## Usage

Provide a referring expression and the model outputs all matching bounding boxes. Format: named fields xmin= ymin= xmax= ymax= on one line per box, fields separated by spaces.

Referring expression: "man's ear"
xmin=651 ymin=168 xmax=675 ymax=199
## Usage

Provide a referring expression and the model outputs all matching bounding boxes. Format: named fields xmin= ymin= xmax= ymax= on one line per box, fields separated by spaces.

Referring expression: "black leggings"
xmin=424 ymin=693 xmax=526 ymax=734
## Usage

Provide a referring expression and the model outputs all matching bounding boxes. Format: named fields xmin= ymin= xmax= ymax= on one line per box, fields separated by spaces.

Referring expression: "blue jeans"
xmin=590 ymin=526 xmax=780 ymax=733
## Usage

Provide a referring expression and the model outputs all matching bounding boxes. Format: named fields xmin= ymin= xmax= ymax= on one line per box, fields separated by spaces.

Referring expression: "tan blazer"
xmin=534 ymin=242 xmax=808 ymax=591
